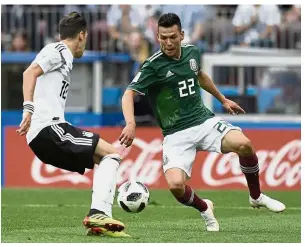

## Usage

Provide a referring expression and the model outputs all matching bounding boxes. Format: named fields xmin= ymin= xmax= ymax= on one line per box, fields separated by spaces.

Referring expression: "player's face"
xmin=74 ymin=31 xmax=88 ymax=58
xmin=157 ymin=25 xmax=184 ymax=58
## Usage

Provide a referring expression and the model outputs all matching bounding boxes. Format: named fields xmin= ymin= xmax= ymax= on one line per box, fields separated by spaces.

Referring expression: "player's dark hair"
xmin=158 ymin=13 xmax=182 ymax=31
xmin=59 ymin=12 xmax=87 ymax=40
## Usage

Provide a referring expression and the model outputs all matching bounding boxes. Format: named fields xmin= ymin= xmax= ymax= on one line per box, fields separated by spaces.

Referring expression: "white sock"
xmin=90 ymin=154 xmax=121 ymax=218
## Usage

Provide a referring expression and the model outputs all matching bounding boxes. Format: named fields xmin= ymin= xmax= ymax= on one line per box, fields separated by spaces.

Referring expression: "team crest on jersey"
xmin=82 ymin=131 xmax=93 ymax=138
xmin=189 ymin=59 xmax=198 ymax=74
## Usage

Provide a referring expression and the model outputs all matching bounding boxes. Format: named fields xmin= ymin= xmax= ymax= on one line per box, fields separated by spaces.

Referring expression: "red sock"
xmin=175 ymin=185 xmax=208 ymax=212
xmin=239 ymin=153 xmax=261 ymax=200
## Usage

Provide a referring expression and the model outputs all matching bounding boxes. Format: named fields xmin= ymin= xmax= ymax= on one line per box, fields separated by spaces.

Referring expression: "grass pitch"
xmin=1 ymin=188 xmax=301 ymax=243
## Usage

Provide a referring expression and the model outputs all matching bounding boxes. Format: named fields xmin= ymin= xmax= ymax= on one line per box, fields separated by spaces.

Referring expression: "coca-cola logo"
xmin=202 ymin=140 xmax=301 ymax=188
xmin=30 ymin=136 xmax=300 ymax=189
xmin=31 ymin=156 xmax=91 ymax=185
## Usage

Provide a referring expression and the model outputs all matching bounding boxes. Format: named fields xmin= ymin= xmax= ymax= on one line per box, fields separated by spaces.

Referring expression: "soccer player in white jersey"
xmin=17 ymin=12 xmax=130 ymax=238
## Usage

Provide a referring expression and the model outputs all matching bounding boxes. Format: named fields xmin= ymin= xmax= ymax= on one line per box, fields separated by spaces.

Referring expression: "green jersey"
xmin=128 ymin=44 xmax=215 ymax=136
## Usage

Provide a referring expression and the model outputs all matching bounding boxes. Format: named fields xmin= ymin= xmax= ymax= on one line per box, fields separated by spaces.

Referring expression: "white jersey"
xmin=26 ymin=42 xmax=74 ymax=144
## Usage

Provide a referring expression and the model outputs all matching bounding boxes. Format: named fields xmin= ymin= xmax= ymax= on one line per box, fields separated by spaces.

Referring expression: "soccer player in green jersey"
xmin=120 ymin=13 xmax=285 ymax=232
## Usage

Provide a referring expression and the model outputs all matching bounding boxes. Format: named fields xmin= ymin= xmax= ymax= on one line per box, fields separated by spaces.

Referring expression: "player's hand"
xmin=119 ymin=122 xmax=136 ymax=147
xmin=222 ymin=98 xmax=246 ymax=115
xmin=16 ymin=111 xmax=32 ymax=136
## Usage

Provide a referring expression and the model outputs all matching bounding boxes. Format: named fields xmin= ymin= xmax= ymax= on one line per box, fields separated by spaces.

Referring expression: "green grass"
xmin=1 ymin=189 xmax=301 ymax=243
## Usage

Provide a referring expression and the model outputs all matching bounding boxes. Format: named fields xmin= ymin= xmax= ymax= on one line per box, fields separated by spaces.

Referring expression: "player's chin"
xmin=74 ymin=51 xmax=84 ymax=58
xmin=165 ymin=49 xmax=175 ymax=56
xmin=166 ymin=49 xmax=179 ymax=58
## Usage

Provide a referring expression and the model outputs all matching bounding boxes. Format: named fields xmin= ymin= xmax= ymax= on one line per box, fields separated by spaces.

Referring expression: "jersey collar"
xmin=60 ymin=42 xmax=74 ymax=62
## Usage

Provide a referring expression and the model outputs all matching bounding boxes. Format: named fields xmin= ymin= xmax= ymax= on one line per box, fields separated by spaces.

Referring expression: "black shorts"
xmin=29 ymin=123 xmax=99 ymax=174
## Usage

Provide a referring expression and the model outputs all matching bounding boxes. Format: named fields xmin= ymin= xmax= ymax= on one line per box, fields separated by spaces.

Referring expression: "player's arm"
xmin=119 ymin=90 xmax=137 ymax=147
xmin=122 ymin=89 xmax=137 ymax=127
xmin=17 ymin=48 xmax=62 ymax=136
xmin=17 ymin=63 xmax=44 ymax=136
xmin=198 ymin=71 xmax=245 ymax=114
xmin=119 ymin=61 xmax=155 ymax=147
xmin=198 ymin=71 xmax=226 ymax=104
xmin=23 ymin=63 xmax=44 ymax=102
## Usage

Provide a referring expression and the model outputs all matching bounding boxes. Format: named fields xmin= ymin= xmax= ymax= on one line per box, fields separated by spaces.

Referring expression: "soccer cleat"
xmin=200 ymin=199 xmax=220 ymax=232
xmin=83 ymin=213 xmax=125 ymax=232
xmin=86 ymin=227 xmax=106 ymax=236
xmin=87 ymin=227 xmax=131 ymax=238
xmin=249 ymin=193 xmax=286 ymax=212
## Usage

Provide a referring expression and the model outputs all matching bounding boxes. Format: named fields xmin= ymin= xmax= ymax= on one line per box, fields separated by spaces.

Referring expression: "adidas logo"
xmin=166 ymin=71 xmax=174 ymax=78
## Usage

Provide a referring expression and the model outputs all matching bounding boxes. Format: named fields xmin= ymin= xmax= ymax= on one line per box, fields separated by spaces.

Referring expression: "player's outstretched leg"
xmin=83 ymin=139 xmax=129 ymax=237
xmin=221 ymin=130 xmax=286 ymax=213
xmin=83 ymin=153 xmax=125 ymax=232
xmin=165 ymin=168 xmax=219 ymax=232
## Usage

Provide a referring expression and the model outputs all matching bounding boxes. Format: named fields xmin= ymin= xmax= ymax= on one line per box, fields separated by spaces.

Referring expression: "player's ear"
xmin=79 ymin=31 xmax=85 ymax=41
xmin=180 ymin=30 xmax=184 ymax=42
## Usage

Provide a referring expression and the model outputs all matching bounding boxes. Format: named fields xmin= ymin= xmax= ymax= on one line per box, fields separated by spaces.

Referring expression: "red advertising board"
xmin=5 ymin=127 xmax=301 ymax=190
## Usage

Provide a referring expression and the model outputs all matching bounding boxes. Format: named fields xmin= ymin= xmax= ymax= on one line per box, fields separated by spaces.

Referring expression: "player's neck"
xmin=61 ymin=40 xmax=76 ymax=57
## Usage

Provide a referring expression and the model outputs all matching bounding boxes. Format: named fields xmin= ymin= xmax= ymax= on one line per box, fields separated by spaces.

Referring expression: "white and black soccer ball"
xmin=117 ymin=181 xmax=150 ymax=213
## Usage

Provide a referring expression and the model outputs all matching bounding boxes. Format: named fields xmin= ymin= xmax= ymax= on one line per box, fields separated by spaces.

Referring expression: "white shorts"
xmin=162 ymin=116 xmax=242 ymax=178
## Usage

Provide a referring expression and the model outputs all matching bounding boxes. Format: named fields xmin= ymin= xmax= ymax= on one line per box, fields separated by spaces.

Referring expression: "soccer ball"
xmin=117 ymin=181 xmax=150 ymax=213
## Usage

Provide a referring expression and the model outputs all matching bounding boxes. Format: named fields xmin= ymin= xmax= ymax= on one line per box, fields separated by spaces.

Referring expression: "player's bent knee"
xmin=168 ymin=181 xmax=185 ymax=196
xmin=101 ymin=153 xmax=123 ymax=164
xmin=237 ymin=138 xmax=253 ymax=156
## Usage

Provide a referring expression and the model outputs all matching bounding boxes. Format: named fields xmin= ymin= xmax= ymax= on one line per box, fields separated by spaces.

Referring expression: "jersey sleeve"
xmin=194 ymin=46 xmax=202 ymax=72
xmin=32 ymin=47 xmax=62 ymax=74
xmin=127 ymin=61 xmax=156 ymax=95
